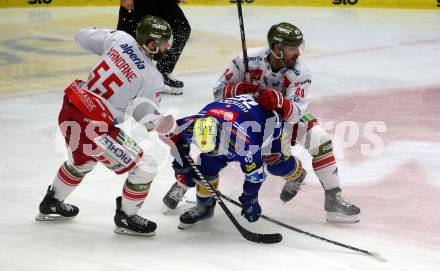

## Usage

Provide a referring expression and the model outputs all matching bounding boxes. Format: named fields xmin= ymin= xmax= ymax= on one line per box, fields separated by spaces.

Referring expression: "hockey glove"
xmin=255 ymin=88 xmax=294 ymax=120
xmin=156 ymin=115 xmax=182 ymax=150
xmin=157 ymin=119 xmax=193 ymax=169
xmin=239 ymin=192 xmax=261 ymax=223
xmin=152 ymin=114 xmax=177 ymax=135
xmin=224 ymin=81 xmax=259 ymax=98
xmin=172 ymin=159 xmax=195 ymax=187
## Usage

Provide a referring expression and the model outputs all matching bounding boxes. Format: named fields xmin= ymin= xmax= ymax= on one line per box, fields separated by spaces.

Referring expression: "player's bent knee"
xmin=94 ymin=129 xmax=146 ymax=175
xmin=310 ymin=139 xmax=333 ymax=158
xmin=265 ymin=154 xmax=302 ymax=178
xmin=65 ymin=160 xmax=96 ymax=177
xmin=196 ymin=176 xmax=219 ymax=198
xmin=128 ymin=155 xmax=158 ymax=184
xmin=306 ymin=126 xmax=333 ymax=157
xmin=285 ymin=159 xmax=304 ymax=182
xmin=173 ymin=164 xmax=196 ymax=188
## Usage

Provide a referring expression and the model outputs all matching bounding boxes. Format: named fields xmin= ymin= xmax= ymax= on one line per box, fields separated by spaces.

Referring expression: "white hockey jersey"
xmin=75 ymin=28 xmax=164 ymax=129
xmin=213 ymin=47 xmax=311 ymax=124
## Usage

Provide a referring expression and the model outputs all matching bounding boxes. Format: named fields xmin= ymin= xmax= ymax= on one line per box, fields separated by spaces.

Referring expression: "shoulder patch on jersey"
xmin=207 ymin=108 xmax=238 ymax=122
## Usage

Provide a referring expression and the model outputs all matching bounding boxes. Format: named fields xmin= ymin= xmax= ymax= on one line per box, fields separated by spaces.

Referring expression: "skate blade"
xmin=163 ymin=198 xmax=196 ymax=214
xmin=178 ymin=217 xmax=209 ymax=230
xmin=162 ymin=205 xmax=174 ymax=214
xmin=113 ymin=227 xmax=155 ymax=237
xmin=178 ymin=222 xmax=192 ymax=230
xmin=161 ymin=86 xmax=183 ymax=95
xmin=35 ymin=213 xmax=75 ymax=221
xmin=326 ymin=212 xmax=360 ymax=224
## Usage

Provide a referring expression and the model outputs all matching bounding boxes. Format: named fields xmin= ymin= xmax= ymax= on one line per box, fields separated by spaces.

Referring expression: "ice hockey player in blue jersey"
xmin=161 ymin=94 xmax=306 ymax=227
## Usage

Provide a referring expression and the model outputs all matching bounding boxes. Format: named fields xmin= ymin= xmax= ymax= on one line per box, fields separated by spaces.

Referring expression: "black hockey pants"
xmin=116 ymin=0 xmax=191 ymax=74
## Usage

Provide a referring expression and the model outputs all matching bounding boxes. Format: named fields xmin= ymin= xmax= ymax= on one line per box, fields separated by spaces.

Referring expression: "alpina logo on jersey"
xmin=120 ymin=43 xmax=145 ymax=69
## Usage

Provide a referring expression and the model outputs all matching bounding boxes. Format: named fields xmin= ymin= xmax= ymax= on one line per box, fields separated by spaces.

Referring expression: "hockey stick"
xmin=235 ymin=0 xmax=250 ymax=82
xmin=181 ymin=152 xmax=282 ymax=244
xmin=219 ymin=193 xmax=385 ymax=260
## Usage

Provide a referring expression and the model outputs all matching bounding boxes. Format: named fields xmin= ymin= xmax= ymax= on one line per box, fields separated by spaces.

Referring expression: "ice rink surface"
xmin=1 ymin=6 xmax=440 ymax=271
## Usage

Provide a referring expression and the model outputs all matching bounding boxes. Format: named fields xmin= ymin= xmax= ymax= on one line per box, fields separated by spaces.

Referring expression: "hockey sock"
xmin=312 ymin=153 xmax=340 ymax=190
xmin=51 ymin=162 xmax=88 ymax=201
xmin=196 ymin=177 xmax=219 ymax=204
xmin=121 ymin=179 xmax=151 ymax=215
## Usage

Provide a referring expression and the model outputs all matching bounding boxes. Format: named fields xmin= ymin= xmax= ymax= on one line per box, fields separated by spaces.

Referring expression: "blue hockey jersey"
xmin=176 ymin=95 xmax=283 ymax=184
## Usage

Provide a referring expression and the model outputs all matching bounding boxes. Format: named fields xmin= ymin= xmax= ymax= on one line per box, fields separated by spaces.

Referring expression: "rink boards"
xmin=0 ymin=0 xmax=439 ymax=9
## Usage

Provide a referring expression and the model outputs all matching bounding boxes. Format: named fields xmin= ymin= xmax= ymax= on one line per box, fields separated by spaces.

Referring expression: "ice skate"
xmin=162 ymin=181 xmax=188 ymax=211
xmin=161 ymin=72 xmax=183 ymax=95
xmin=35 ymin=186 xmax=79 ymax=221
xmin=113 ymin=196 xmax=157 ymax=236
xmin=178 ymin=199 xmax=216 ymax=229
xmin=325 ymin=188 xmax=360 ymax=223
xmin=280 ymin=169 xmax=307 ymax=202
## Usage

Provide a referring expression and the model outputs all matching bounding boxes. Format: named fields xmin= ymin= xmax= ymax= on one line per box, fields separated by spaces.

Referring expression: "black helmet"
xmin=136 ymin=15 xmax=172 ymax=47
xmin=267 ymin=22 xmax=303 ymax=48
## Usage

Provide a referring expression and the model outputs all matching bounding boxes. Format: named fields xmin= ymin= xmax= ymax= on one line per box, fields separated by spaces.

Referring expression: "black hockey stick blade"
xmin=239 ymin=226 xmax=283 ymax=244
xmin=219 ymin=192 xmax=384 ymax=257
xmin=215 ymin=195 xmax=282 ymax=244
xmin=181 ymin=152 xmax=282 ymax=244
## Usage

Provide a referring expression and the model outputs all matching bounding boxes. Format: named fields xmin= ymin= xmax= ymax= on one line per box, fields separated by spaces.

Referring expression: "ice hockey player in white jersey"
xmin=163 ymin=22 xmax=360 ymax=223
xmin=35 ymin=16 xmax=176 ymax=236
